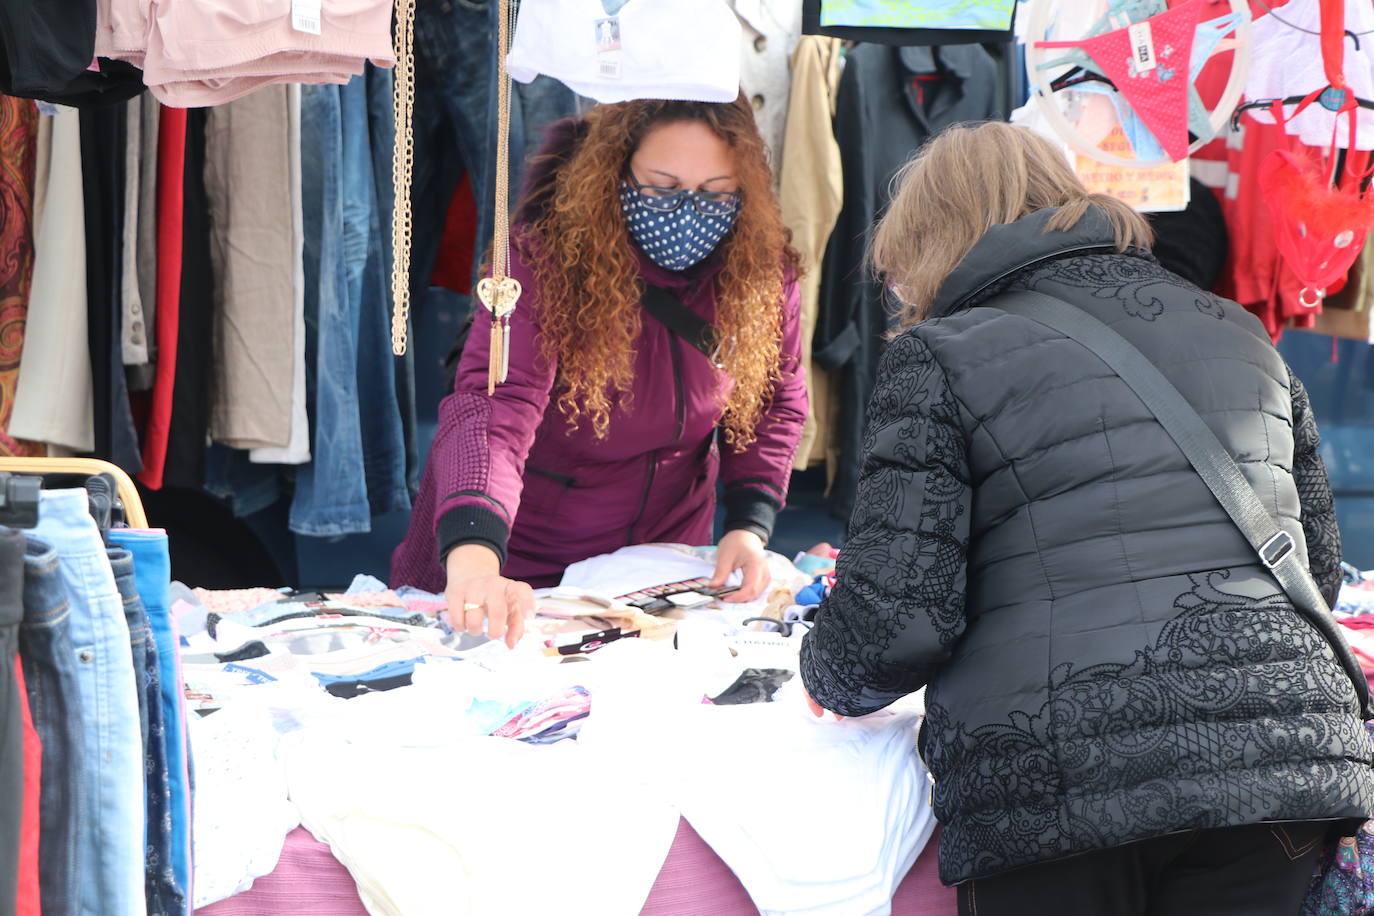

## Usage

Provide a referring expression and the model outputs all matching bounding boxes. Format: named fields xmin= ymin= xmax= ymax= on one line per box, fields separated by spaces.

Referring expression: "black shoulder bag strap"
xmin=641 ymin=285 xmax=719 ymax=364
xmin=995 ymin=289 xmax=1373 ymax=719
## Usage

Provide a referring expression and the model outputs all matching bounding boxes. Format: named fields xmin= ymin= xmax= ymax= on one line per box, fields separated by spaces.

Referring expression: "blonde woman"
xmin=800 ymin=121 xmax=1374 ymax=915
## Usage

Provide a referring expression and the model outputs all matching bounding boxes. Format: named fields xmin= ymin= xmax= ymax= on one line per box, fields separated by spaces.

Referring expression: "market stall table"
xmin=196 ymin=821 xmax=956 ymax=915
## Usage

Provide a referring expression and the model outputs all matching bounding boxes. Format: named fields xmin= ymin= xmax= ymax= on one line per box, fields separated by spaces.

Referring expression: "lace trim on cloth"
xmin=800 ymin=333 xmax=972 ymax=717
xmin=924 ymin=571 xmax=1373 ymax=883
xmin=1290 ymin=369 xmax=1344 ymax=607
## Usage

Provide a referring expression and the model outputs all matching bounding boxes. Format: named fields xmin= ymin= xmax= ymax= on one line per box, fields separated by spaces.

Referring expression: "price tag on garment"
xmin=598 ymin=53 xmax=622 ymax=79
xmin=292 ymin=0 xmax=322 ymax=35
xmin=1128 ymin=21 xmax=1156 ymax=73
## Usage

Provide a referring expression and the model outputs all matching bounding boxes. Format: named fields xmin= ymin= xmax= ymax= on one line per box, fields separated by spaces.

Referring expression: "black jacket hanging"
xmin=813 ymin=43 xmax=998 ymax=521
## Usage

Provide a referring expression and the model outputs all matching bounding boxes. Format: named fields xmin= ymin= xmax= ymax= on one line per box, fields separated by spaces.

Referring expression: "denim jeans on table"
xmin=106 ymin=529 xmax=188 ymax=913
xmin=342 ymin=69 xmax=409 ymax=520
xmin=31 ymin=490 xmax=145 ymax=916
xmin=108 ymin=547 xmax=181 ymax=916
xmin=19 ymin=536 xmax=87 ymax=916
xmin=0 ymin=529 xmax=27 ymax=914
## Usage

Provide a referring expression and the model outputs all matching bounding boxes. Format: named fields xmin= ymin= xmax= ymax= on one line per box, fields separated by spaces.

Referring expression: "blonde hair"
xmin=871 ymin=121 xmax=1154 ymax=327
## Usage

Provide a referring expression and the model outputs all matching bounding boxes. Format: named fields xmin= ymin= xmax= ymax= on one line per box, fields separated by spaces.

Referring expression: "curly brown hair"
xmin=519 ymin=96 xmax=799 ymax=450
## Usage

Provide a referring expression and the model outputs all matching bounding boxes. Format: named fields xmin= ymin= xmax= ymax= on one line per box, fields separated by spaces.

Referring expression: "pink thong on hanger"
xmin=1037 ymin=0 xmax=1207 ymax=160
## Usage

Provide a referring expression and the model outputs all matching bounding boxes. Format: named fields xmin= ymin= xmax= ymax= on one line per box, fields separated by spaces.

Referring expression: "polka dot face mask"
xmin=619 ymin=181 xmax=739 ymax=272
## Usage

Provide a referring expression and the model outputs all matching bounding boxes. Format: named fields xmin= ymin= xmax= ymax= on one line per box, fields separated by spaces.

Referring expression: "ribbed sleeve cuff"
xmin=722 ymin=486 xmax=781 ymax=544
xmin=436 ymin=504 xmax=510 ymax=567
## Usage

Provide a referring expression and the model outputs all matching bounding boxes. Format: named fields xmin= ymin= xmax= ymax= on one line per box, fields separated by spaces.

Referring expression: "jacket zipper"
xmin=669 ymin=335 xmax=686 ymax=443
xmin=626 ymin=450 xmax=658 ymax=545
xmin=626 ymin=332 xmax=687 ymax=545
xmin=526 ymin=465 xmax=576 ymax=488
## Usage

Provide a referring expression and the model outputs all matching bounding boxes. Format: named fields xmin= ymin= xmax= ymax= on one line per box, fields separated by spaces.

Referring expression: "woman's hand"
xmin=444 ymin=544 xmax=535 ymax=649
xmin=804 ymin=688 xmax=844 ymax=720
xmin=710 ymin=529 xmax=770 ymax=603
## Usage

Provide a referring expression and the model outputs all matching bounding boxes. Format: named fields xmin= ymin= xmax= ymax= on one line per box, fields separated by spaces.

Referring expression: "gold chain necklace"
xmin=391 ymin=0 xmax=521 ymax=391
xmin=388 ymin=0 xmax=417 ymax=356
xmin=477 ymin=0 xmax=522 ymax=395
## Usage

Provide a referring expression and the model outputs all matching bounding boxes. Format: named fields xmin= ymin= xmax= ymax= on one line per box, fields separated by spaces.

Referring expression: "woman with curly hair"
xmin=392 ymin=95 xmax=807 ymax=647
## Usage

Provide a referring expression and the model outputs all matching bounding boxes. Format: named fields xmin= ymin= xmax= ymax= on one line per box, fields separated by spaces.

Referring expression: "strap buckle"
xmin=1260 ymin=531 xmax=1296 ymax=570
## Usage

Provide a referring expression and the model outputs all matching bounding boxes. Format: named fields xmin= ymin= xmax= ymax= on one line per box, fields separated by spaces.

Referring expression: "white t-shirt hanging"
xmin=507 ymin=0 xmax=743 ymax=104
xmin=1244 ymin=0 xmax=1374 ymax=150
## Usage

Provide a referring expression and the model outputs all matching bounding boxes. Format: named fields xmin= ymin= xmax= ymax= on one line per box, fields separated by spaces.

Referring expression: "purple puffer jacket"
xmin=390 ymin=238 xmax=807 ymax=592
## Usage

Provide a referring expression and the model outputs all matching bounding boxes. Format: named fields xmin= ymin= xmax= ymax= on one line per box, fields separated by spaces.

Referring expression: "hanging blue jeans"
xmin=290 ymin=83 xmax=370 ymax=537
xmin=32 ymin=490 xmax=144 ymax=916
xmin=409 ymin=0 xmax=578 ymax=292
xmin=19 ymin=535 xmax=86 ymax=916
xmin=342 ymin=70 xmax=409 ymax=520
xmin=109 ymin=546 xmax=180 ymax=916
xmin=107 ymin=529 xmax=189 ymax=914
xmin=364 ymin=64 xmax=420 ymax=495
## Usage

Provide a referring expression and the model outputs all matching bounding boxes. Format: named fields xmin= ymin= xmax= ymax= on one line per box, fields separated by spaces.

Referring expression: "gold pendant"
xmin=476 ymin=276 xmax=523 ymax=395
xmin=488 ymin=321 xmax=503 ymax=396
xmin=501 ymin=317 xmax=512 ymax=384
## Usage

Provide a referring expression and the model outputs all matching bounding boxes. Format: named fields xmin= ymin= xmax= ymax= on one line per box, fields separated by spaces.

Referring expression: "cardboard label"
xmin=1074 ymin=125 xmax=1190 ymax=213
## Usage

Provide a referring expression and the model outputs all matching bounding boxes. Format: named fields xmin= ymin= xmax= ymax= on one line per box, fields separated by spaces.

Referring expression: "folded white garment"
xmin=507 ymin=0 xmax=742 ymax=103
xmin=283 ymin=706 xmax=680 ymax=916
xmin=189 ymin=701 xmax=302 ymax=908
xmin=577 ymin=657 xmax=937 ymax=916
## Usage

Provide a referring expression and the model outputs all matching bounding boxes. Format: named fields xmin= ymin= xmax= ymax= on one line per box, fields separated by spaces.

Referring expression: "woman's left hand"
xmin=711 ymin=529 xmax=770 ymax=603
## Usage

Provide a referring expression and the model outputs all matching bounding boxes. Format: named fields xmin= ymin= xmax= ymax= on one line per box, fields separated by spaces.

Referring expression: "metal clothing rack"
xmin=0 ymin=457 xmax=149 ymax=529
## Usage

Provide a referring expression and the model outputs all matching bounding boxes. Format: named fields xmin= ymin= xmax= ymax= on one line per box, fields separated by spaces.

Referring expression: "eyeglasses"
xmin=625 ymin=178 xmax=742 ymax=217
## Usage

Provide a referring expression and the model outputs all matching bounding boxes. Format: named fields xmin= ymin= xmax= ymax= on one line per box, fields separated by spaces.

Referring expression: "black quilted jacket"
xmin=800 ymin=207 xmax=1374 ymax=885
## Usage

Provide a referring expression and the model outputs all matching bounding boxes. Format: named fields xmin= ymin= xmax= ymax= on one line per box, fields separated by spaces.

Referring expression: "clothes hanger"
xmin=1231 ymin=1 xmax=1374 ymax=130
xmin=0 ymin=457 xmax=149 ymax=528
xmin=1230 ymin=88 xmax=1374 ymax=131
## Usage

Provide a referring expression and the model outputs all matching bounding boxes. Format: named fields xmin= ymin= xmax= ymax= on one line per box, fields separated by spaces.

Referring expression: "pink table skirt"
xmin=197 ymin=820 xmax=956 ymax=916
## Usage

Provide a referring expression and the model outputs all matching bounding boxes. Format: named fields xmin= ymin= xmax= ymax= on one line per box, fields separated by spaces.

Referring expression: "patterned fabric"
xmin=800 ymin=206 xmax=1374 ymax=885
xmin=925 ymin=572 xmax=1369 ymax=882
xmin=619 ymin=182 xmax=737 ymax=272
xmin=1301 ymin=723 xmax=1374 ymax=916
xmin=0 ymin=98 xmax=42 ymax=457
xmin=800 ymin=333 xmax=971 ymax=715
xmin=1292 ymin=370 xmax=1345 ymax=608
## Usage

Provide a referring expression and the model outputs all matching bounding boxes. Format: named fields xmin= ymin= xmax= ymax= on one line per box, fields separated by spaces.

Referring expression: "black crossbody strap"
xmin=642 ymin=285 xmax=719 ymax=363
xmin=995 ymin=290 xmax=1372 ymax=719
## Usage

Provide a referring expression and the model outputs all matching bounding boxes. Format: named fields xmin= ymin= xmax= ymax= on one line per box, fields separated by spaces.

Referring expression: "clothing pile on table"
xmin=182 ymin=543 xmax=938 ymax=916
xmin=1334 ymin=565 xmax=1374 ymax=681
